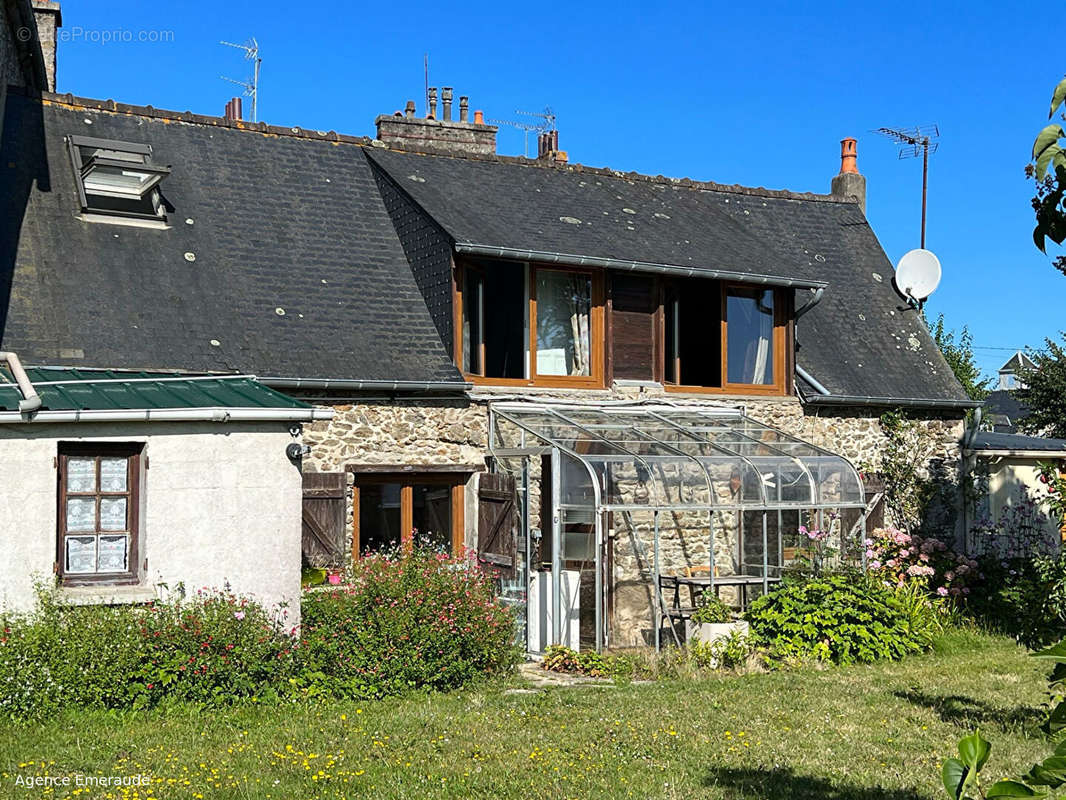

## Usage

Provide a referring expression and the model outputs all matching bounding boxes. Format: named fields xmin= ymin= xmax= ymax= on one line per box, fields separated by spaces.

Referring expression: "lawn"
xmin=0 ymin=630 xmax=1052 ymax=800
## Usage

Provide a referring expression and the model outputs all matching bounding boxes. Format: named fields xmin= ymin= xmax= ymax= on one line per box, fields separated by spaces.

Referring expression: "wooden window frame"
xmin=351 ymin=472 xmax=466 ymax=560
xmin=662 ymin=282 xmax=790 ymax=397
xmin=56 ymin=442 xmax=142 ymax=586
xmin=454 ymin=260 xmax=605 ymax=389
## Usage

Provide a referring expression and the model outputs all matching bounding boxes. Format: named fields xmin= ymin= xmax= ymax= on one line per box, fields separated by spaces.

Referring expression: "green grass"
xmin=0 ymin=629 xmax=1053 ymax=800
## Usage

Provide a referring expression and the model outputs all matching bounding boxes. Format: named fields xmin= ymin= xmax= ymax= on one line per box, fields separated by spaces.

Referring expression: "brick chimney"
xmin=830 ymin=137 xmax=866 ymax=213
xmin=537 ymin=130 xmax=568 ymax=164
xmin=31 ymin=0 xmax=61 ymax=91
xmin=375 ymin=89 xmax=497 ymax=155
xmin=224 ymin=97 xmax=243 ymax=121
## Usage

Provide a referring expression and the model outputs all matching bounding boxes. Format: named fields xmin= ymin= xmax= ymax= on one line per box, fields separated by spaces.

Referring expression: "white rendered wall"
xmin=0 ymin=421 xmax=302 ymax=623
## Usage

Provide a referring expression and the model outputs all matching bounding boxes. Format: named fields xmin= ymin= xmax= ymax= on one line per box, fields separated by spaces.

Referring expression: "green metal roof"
xmin=0 ymin=368 xmax=312 ymax=413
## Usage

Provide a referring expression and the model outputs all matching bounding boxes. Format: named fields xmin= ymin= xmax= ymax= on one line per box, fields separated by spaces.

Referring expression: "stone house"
xmin=0 ymin=4 xmax=977 ymax=648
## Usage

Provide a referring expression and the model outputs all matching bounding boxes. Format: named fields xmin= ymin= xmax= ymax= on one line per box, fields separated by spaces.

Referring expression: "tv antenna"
xmin=488 ymin=107 xmax=556 ymax=157
xmin=220 ymin=38 xmax=261 ymax=122
xmin=873 ymin=124 xmax=940 ymax=248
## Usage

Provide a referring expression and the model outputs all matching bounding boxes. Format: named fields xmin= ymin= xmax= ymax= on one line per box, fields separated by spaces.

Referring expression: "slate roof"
xmin=368 ymin=148 xmax=971 ymax=406
xmin=0 ymin=367 xmax=311 ymax=412
xmin=0 ymin=89 xmax=971 ymax=406
xmin=365 ymin=148 xmax=824 ymax=287
xmin=984 ymin=389 xmax=1029 ymax=433
xmin=967 ymin=430 xmax=1066 ymax=454
xmin=0 ymin=90 xmax=462 ymax=384
xmin=1000 ymin=351 xmax=1035 ymax=372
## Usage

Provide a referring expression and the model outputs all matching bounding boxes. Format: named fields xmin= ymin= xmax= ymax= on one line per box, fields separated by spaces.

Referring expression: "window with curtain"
xmin=535 ymin=270 xmax=591 ymax=377
xmin=726 ymin=288 xmax=775 ymax=385
xmin=57 ymin=443 xmax=141 ymax=583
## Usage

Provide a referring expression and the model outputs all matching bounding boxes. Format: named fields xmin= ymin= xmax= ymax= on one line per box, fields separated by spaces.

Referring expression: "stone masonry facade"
xmin=301 ymin=385 xmax=964 ymax=648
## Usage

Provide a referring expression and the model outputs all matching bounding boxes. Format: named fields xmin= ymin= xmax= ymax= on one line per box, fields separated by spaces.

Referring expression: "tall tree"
xmin=1030 ymin=75 xmax=1066 ymax=275
xmin=926 ymin=314 xmax=990 ymax=401
xmin=1017 ymin=334 xmax=1066 ymax=439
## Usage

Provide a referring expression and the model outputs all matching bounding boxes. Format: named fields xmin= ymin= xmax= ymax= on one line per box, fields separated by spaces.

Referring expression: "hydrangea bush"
xmin=865 ymin=527 xmax=979 ymax=599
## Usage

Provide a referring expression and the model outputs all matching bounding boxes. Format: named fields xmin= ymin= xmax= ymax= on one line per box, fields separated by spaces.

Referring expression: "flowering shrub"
xmin=970 ymin=487 xmax=1058 ymax=563
xmin=297 ymin=548 xmax=519 ymax=698
xmin=0 ymin=587 xmax=294 ymax=721
xmin=746 ymin=572 xmax=934 ymax=665
xmin=866 ymin=527 xmax=979 ymax=599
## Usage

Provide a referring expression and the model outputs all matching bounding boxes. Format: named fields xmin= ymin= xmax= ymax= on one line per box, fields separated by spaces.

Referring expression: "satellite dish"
xmin=894 ymin=248 xmax=941 ymax=304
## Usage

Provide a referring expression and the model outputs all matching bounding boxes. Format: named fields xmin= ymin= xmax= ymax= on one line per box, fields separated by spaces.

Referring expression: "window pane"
xmin=98 ymin=535 xmax=128 ymax=572
xmin=100 ymin=457 xmax=128 ymax=492
xmin=411 ymin=484 xmax=452 ymax=553
xmin=727 ymin=289 xmax=774 ymax=385
xmin=358 ymin=483 xmax=402 ymax=554
xmin=67 ymin=457 xmax=96 ymax=493
xmin=100 ymin=497 xmax=127 ymax=531
xmin=65 ymin=536 xmax=96 ymax=573
xmin=462 ymin=270 xmax=482 ymax=374
xmin=536 ymin=271 xmax=591 ymax=377
xmin=66 ymin=497 xmax=96 ymax=531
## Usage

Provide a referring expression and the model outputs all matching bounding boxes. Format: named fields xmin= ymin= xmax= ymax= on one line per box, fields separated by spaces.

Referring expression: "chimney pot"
xmin=224 ymin=96 xmax=243 ymax=121
xmin=427 ymin=87 xmax=437 ymax=119
xmin=473 ymin=109 xmax=484 ymax=125
xmin=405 ymin=100 xmax=416 ymax=119
xmin=441 ymin=87 xmax=453 ymax=122
xmin=839 ymin=137 xmax=858 ymax=174
xmin=459 ymin=96 xmax=469 ymax=122
xmin=831 ymin=136 xmax=866 ymax=213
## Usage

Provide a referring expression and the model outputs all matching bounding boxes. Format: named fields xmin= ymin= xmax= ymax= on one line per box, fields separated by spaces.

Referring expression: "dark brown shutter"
xmin=610 ymin=274 xmax=657 ymax=380
xmin=477 ymin=472 xmax=518 ymax=578
xmin=302 ymin=472 xmax=346 ymax=566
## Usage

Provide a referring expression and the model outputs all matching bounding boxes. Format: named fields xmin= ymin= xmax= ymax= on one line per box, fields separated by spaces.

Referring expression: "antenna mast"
xmin=220 ymin=38 xmax=261 ymax=122
xmin=488 ymin=107 xmax=556 ymax=157
xmin=873 ymin=124 xmax=940 ymax=248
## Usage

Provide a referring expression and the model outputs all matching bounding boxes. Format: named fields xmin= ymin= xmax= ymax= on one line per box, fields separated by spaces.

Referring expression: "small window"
xmin=353 ymin=473 xmax=465 ymax=557
xmin=664 ymin=278 xmax=722 ymax=388
xmin=725 ymin=287 xmax=776 ymax=386
xmin=664 ymin=280 xmax=785 ymax=393
xmin=67 ymin=135 xmax=170 ymax=220
xmin=57 ymin=444 xmax=142 ymax=584
xmin=456 ymin=259 xmax=604 ymax=387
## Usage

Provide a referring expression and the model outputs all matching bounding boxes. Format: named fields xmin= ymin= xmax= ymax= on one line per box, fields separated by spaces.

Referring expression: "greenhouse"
xmin=487 ymin=403 xmax=870 ymax=652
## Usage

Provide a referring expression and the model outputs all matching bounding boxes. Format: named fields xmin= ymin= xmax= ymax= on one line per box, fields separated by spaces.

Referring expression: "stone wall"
xmin=298 ymin=386 xmax=965 ymax=647
xmin=0 ymin=1 xmax=25 ymax=89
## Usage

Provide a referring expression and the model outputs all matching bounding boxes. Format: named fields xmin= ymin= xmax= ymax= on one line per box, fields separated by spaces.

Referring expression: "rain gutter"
xmin=0 ymin=407 xmax=334 ymax=424
xmin=802 ymin=394 xmax=981 ymax=410
xmin=454 ymin=243 xmax=829 ymax=290
xmin=260 ymin=377 xmax=472 ymax=393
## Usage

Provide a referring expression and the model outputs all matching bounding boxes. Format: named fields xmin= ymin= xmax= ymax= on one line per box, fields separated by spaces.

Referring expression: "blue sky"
xmin=54 ymin=0 xmax=1064 ymax=382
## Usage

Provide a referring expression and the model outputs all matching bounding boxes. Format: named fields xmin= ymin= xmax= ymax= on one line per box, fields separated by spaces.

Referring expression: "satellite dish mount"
xmin=893 ymin=248 xmax=941 ymax=311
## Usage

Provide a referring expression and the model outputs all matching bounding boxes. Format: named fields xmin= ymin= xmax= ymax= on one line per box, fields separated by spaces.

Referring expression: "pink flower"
xmin=233 ymin=611 xmax=245 ymax=621
xmin=936 ymin=587 xmax=949 ymax=597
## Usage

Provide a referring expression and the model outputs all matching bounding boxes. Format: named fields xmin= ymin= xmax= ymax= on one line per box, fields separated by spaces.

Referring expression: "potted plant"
xmin=686 ymin=594 xmax=748 ymax=644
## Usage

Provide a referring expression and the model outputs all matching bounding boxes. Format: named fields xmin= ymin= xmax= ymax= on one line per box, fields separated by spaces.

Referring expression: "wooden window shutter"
xmin=609 ymin=273 xmax=658 ymax=381
xmin=301 ymin=472 xmax=346 ymax=567
xmin=476 ymin=472 xmax=518 ymax=578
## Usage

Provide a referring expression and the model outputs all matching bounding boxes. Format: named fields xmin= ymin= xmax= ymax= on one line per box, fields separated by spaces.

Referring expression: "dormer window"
xmin=67 ymin=135 xmax=171 ymax=220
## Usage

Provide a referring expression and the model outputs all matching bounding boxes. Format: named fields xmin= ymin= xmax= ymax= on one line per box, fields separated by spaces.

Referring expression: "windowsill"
xmin=75 ymin=212 xmax=171 ymax=230
xmin=56 ymin=584 xmax=157 ymax=606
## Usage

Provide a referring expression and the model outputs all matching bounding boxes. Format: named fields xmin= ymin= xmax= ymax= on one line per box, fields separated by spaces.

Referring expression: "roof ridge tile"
xmin=19 ymin=86 xmax=851 ymax=204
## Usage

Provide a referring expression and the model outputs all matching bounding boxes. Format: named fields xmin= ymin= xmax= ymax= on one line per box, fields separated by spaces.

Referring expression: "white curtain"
xmin=752 ymin=292 xmax=773 ymax=384
xmin=568 ymin=275 xmax=591 ymax=376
